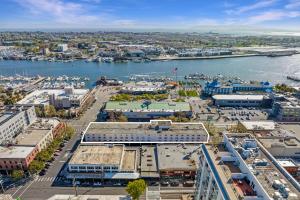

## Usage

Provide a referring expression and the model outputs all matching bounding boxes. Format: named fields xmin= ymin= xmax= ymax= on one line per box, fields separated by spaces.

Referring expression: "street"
xmin=4 ymin=86 xmax=119 ymax=200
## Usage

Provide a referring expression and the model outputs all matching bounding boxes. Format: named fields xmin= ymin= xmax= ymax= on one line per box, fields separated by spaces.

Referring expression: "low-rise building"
xmin=272 ymin=97 xmax=300 ymax=121
xmin=14 ymin=118 xmax=60 ymax=151
xmin=82 ymin=120 xmax=209 ymax=144
xmin=120 ymin=81 xmax=167 ymax=95
xmin=0 ymin=105 xmax=37 ymax=144
xmin=212 ymin=94 xmax=266 ymax=107
xmin=0 ymin=146 xmax=38 ymax=170
xmin=104 ymin=101 xmax=192 ymax=120
xmin=57 ymin=44 xmax=68 ymax=52
xmin=18 ymin=87 xmax=93 ymax=112
xmin=204 ymin=80 xmax=272 ymax=96
xmin=258 ymin=137 xmax=300 ymax=158
xmin=67 ymin=144 xmax=139 ymax=180
xmin=157 ymin=144 xmax=200 ymax=179
xmin=238 ymin=120 xmax=276 ymax=135
xmin=277 ymin=159 xmax=300 ymax=177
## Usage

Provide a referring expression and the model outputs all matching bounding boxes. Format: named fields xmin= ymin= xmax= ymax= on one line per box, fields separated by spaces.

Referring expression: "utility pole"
xmin=73 ymin=177 xmax=78 ymax=196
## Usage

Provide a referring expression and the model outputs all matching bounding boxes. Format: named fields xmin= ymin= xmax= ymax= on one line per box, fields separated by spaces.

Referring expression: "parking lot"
xmin=218 ymin=107 xmax=269 ymax=121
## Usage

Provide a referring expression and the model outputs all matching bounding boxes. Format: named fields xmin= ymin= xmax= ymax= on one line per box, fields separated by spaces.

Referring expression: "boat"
xmin=287 ymin=75 xmax=300 ymax=82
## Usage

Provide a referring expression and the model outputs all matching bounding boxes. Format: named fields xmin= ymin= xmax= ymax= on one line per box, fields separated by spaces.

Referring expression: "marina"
xmin=0 ymin=54 xmax=300 ymax=88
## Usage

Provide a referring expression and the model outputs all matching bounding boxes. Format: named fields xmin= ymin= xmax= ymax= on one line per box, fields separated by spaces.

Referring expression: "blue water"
xmin=0 ymin=54 xmax=300 ymax=88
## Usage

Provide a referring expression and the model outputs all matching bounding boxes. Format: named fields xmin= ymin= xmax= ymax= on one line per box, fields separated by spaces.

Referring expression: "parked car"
xmin=160 ymin=181 xmax=169 ymax=186
xmin=93 ymin=182 xmax=102 ymax=186
xmin=170 ymin=182 xmax=179 ymax=187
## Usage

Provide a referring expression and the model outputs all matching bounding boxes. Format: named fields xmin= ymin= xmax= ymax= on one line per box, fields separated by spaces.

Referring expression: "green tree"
xmin=36 ymin=149 xmax=52 ymax=162
xmin=44 ymin=105 xmax=57 ymax=117
xmin=64 ymin=125 xmax=75 ymax=140
xmin=11 ymin=170 xmax=24 ymax=181
xmin=126 ymin=179 xmax=147 ymax=200
xmin=35 ymin=107 xmax=44 ymax=117
xmin=28 ymin=160 xmax=45 ymax=174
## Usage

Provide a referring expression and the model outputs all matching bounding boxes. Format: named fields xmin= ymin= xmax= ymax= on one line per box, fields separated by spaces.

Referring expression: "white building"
xmin=0 ymin=106 xmax=37 ymax=144
xmin=195 ymin=133 xmax=300 ymax=200
xmin=67 ymin=144 xmax=139 ymax=180
xmin=104 ymin=101 xmax=192 ymax=120
xmin=18 ymin=87 xmax=90 ymax=109
xmin=57 ymin=44 xmax=68 ymax=52
xmin=212 ymin=94 xmax=265 ymax=107
xmin=81 ymin=120 xmax=209 ymax=144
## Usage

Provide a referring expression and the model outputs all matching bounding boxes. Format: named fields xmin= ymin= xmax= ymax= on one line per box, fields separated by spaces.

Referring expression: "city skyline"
xmin=1 ymin=0 xmax=300 ymax=34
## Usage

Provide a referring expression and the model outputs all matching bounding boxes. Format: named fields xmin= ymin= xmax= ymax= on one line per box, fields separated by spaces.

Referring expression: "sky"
xmin=1 ymin=0 xmax=300 ymax=33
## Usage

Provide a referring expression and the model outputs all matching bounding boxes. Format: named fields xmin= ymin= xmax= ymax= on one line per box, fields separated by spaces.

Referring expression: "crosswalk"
xmin=34 ymin=176 xmax=63 ymax=182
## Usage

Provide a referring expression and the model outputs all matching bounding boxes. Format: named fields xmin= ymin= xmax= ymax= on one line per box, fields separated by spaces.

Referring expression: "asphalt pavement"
xmin=4 ymin=86 xmax=119 ymax=200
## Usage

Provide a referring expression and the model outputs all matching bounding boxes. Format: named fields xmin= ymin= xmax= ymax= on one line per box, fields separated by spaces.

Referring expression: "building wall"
xmin=83 ymin=133 xmax=208 ymax=143
xmin=68 ymin=164 xmax=120 ymax=173
xmin=195 ymin=146 xmax=226 ymax=200
xmin=0 ymin=106 xmax=37 ymax=144
xmin=214 ymin=99 xmax=263 ymax=107
xmin=52 ymin=122 xmax=66 ymax=138
xmin=0 ymin=147 xmax=38 ymax=170
xmin=36 ymin=129 xmax=54 ymax=152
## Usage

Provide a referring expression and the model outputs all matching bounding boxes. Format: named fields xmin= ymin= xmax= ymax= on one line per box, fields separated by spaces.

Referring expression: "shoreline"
xmin=150 ymin=54 xmax=261 ymax=61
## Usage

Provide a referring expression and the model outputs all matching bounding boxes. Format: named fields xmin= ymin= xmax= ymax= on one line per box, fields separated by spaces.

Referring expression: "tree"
xmin=126 ymin=179 xmax=147 ymax=200
xmin=11 ymin=170 xmax=24 ymax=180
xmin=118 ymin=115 xmax=128 ymax=122
xmin=28 ymin=160 xmax=45 ymax=174
xmin=36 ymin=149 xmax=52 ymax=162
xmin=44 ymin=105 xmax=57 ymax=117
xmin=64 ymin=125 xmax=75 ymax=140
xmin=35 ymin=107 xmax=44 ymax=117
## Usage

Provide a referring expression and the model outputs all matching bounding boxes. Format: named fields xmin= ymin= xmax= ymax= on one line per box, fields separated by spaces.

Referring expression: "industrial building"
xmin=103 ymin=101 xmax=192 ymax=120
xmin=0 ymin=105 xmax=37 ymax=144
xmin=81 ymin=120 xmax=209 ymax=144
xmin=195 ymin=133 xmax=300 ymax=200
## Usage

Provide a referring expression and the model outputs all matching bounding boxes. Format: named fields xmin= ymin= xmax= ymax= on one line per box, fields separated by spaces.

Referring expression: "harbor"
xmin=0 ymin=54 xmax=300 ymax=89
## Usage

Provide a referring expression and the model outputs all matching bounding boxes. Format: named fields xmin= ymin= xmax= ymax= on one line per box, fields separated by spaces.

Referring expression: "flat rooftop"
xmin=0 ymin=146 xmax=35 ymax=159
xmin=259 ymin=137 xmax=300 ymax=148
xmin=84 ymin=120 xmax=208 ymax=136
xmin=157 ymin=144 xmax=201 ymax=171
xmin=69 ymin=145 xmax=137 ymax=171
xmin=140 ymin=146 xmax=159 ymax=178
xmin=226 ymin=133 xmax=300 ymax=198
xmin=279 ymin=124 xmax=300 ymax=140
xmin=240 ymin=121 xmax=275 ymax=131
xmin=82 ymin=121 xmax=209 ymax=144
xmin=17 ymin=88 xmax=89 ymax=105
xmin=104 ymin=101 xmax=191 ymax=112
xmin=15 ymin=129 xmax=51 ymax=146
xmin=69 ymin=145 xmax=124 ymax=165
xmin=213 ymin=94 xmax=264 ymax=101
xmin=278 ymin=159 xmax=298 ymax=167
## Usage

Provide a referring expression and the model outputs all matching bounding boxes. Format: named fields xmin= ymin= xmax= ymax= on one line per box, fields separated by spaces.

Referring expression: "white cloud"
xmin=226 ymin=0 xmax=278 ymax=15
xmin=285 ymin=0 xmax=300 ymax=9
xmin=248 ymin=10 xmax=300 ymax=23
